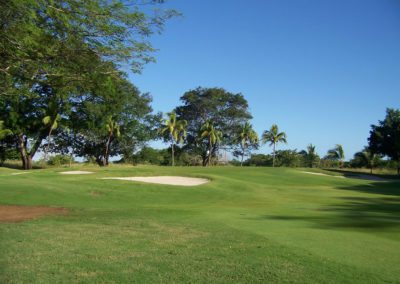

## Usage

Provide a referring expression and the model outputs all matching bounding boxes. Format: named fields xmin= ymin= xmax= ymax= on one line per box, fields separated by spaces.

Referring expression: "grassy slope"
xmin=0 ymin=165 xmax=399 ymax=283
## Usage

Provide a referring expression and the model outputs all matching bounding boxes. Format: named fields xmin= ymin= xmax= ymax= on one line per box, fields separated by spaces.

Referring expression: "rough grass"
xmin=0 ymin=165 xmax=399 ymax=283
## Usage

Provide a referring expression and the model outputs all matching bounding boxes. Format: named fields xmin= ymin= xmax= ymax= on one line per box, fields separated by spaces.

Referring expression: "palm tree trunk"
xmin=272 ymin=143 xmax=276 ymax=167
xmin=104 ymin=134 xmax=112 ymax=166
xmin=207 ymin=139 xmax=212 ymax=167
xmin=171 ymin=141 xmax=175 ymax=166
xmin=43 ymin=128 xmax=53 ymax=163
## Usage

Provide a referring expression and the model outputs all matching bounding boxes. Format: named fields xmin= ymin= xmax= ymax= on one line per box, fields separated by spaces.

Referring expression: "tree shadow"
xmin=325 ymin=169 xmax=400 ymax=181
xmin=0 ymin=162 xmax=43 ymax=170
xmin=253 ymin=181 xmax=400 ymax=229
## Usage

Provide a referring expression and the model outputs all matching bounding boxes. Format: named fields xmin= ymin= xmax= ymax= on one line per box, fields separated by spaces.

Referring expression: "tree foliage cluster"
xmin=0 ymin=0 xmax=176 ymax=169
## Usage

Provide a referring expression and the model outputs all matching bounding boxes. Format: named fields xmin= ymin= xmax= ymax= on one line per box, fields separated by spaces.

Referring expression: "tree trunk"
xmin=43 ymin=128 xmax=53 ymax=163
xmin=103 ymin=134 xmax=112 ymax=167
xmin=272 ymin=143 xmax=276 ymax=167
xmin=17 ymin=134 xmax=30 ymax=170
xmin=171 ymin=141 xmax=175 ymax=166
xmin=207 ymin=140 xmax=212 ymax=166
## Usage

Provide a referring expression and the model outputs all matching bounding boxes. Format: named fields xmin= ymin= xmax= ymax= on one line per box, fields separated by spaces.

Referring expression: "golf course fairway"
xmin=0 ymin=166 xmax=399 ymax=283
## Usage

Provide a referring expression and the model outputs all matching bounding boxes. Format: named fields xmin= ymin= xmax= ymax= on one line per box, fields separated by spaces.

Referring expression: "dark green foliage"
xmin=244 ymin=154 xmax=273 ymax=167
xmin=299 ymin=144 xmax=320 ymax=168
xmin=175 ymin=87 xmax=252 ymax=165
xmin=368 ymin=108 xmax=400 ymax=174
xmin=65 ymin=76 xmax=157 ymax=166
xmin=0 ymin=0 xmax=176 ymax=169
xmin=47 ymin=154 xmax=73 ymax=166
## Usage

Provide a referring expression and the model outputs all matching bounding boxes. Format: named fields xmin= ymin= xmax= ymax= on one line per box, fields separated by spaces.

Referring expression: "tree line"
xmin=0 ymin=2 xmax=399 ymax=173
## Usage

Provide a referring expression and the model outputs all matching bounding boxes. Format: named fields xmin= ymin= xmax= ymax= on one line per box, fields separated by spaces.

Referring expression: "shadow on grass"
xmin=325 ymin=169 xmax=400 ymax=181
xmin=257 ymin=181 xmax=400 ymax=229
xmin=0 ymin=162 xmax=43 ymax=170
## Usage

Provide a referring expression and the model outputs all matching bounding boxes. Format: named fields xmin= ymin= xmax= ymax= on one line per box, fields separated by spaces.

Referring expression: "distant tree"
xmin=175 ymin=87 xmax=252 ymax=166
xmin=160 ymin=112 xmax=187 ymax=166
xmin=275 ymin=150 xmax=302 ymax=167
xmin=262 ymin=124 xmax=287 ymax=167
xmin=299 ymin=144 xmax=320 ymax=168
xmin=200 ymin=120 xmax=222 ymax=166
xmin=368 ymin=108 xmax=400 ymax=174
xmin=234 ymin=122 xmax=259 ymax=166
xmin=327 ymin=144 xmax=345 ymax=168
xmin=245 ymin=154 xmax=273 ymax=167
xmin=352 ymin=147 xmax=381 ymax=174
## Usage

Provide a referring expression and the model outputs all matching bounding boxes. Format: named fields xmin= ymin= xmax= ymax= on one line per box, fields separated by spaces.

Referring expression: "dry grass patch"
xmin=0 ymin=205 xmax=67 ymax=223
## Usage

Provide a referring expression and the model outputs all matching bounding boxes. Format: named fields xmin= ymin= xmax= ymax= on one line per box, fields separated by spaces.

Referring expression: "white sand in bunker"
xmin=301 ymin=171 xmax=345 ymax=178
xmin=59 ymin=171 xmax=94 ymax=175
xmin=101 ymin=176 xmax=209 ymax=186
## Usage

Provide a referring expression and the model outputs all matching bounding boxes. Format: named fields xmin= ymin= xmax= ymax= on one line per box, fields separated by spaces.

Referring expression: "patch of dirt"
xmin=60 ymin=171 xmax=93 ymax=175
xmin=101 ymin=176 xmax=209 ymax=186
xmin=0 ymin=205 xmax=67 ymax=223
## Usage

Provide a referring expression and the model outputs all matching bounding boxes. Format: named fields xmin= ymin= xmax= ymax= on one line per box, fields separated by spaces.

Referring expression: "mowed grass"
xmin=0 ymin=165 xmax=399 ymax=283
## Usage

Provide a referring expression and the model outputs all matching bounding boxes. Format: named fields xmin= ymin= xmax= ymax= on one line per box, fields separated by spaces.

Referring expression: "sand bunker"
xmin=101 ymin=176 xmax=209 ymax=186
xmin=60 ymin=171 xmax=93 ymax=175
xmin=0 ymin=205 xmax=67 ymax=223
xmin=301 ymin=171 xmax=345 ymax=178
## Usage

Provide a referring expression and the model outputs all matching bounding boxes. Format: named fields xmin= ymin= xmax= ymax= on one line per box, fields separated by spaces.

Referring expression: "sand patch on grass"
xmin=300 ymin=171 xmax=390 ymax=181
xmin=101 ymin=176 xmax=209 ymax=186
xmin=301 ymin=171 xmax=345 ymax=178
xmin=60 ymin=171 xmax=93 ymax=175
xmin=0 ymin=205 xmax=67 ymax=223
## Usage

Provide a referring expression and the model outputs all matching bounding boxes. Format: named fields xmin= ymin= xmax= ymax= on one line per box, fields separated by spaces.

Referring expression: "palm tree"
xmin=262 ymin=124 xmax=287 ymax=167
xmin=236 ymin=122 xmax=259 ymax=166
xmin=200 ymin=120 xmax=222 ymax=166
xmin=299 ymin=144 xmax=319 ymax=168
xmin=42 ymin=114 xmax=61 ymax=162
xmin=0 ymin=121 xmax=12 ymax=140
xmin=160 ymin=112 xmax=187 ymax=166
xmin=104 ymin=116 xmax=120 ymax=166
xmin=354 ymin=147 xmax=380 ymax=174
xmin=327 ymin=144 xmax=345 ymax=168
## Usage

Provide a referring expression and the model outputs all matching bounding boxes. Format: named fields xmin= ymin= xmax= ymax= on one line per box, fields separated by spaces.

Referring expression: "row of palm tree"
xmin=159 ymin=112 xmax=289 ymax=167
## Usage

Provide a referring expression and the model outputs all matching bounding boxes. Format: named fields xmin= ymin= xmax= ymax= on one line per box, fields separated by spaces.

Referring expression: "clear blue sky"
xmin=129 ymin=0 xmax=400 ymax=160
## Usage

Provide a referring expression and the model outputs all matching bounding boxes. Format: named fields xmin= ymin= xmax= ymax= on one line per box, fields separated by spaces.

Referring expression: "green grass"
xmin=0 ymin=165 xmax=399 ymax=283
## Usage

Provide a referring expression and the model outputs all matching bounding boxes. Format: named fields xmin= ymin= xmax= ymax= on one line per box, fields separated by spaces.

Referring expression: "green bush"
xmin=47 ymin=155 xmax=73 ymax=166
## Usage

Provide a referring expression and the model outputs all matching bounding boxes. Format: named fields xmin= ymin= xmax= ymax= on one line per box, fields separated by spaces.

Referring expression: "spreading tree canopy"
xmin=368 ymin=108 xmax=400 ymax=174
xmin=175 ymin=87 xmax=252 ymax=165
xmin=0 ymin=0 xmax=177 ymax=169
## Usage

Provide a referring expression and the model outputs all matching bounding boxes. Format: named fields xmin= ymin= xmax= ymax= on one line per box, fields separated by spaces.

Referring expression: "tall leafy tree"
xmin=368 ymin=108 xmax=400 ymax=174
xmin=175 ymin=87 xmax=252 ymax=165
xmin=160 ymin=112 xmax=187 ymax=166
xmin=200 ymin=120 xmax=222 ymax=166
xmin=262 ymin=124 xmax=287 ymax=167
xmin=327 ymin=144 xmax=345 ymax=168
xmin=0 ymin=1 xmax=177 ymax=169
xmin=234 ymin=122 xmax=259 ymax=166
xmin=54 ymin=75 xmax=156 ymax=167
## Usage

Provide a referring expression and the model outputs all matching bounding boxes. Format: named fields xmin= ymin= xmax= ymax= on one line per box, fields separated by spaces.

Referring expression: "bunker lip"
xmin=60 ymin=171 xmax=94 ymax=175
xmin=0 ymin=205 xmax=67 ymax=223
xmin=101 ymin=176 xmax=209 ymax=186
xmin=300 ymin=171 xmax=389 ymax=181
